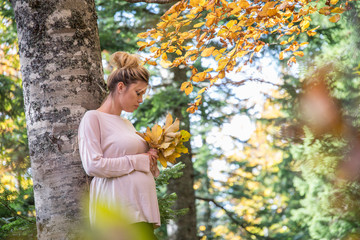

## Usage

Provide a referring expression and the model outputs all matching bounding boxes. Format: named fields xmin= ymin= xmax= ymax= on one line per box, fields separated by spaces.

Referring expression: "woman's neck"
xmin=97 ymin=95 xmax=122 ymax=116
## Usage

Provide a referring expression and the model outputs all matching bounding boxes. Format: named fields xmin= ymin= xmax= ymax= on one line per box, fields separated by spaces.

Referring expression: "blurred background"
xmin=0 ymin=0 xmax=359 ymax=239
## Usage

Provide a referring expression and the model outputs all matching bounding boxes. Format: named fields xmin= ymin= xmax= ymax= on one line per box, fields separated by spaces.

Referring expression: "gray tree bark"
xmin=11 ymin=0 xmax=106 ymax=239
xmin=167 ymin=67 xmax=197 ymax=240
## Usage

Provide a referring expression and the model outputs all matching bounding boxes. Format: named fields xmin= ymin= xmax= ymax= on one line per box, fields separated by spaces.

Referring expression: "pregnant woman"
xmin=78 ymin=51 xmax=160 ymax=239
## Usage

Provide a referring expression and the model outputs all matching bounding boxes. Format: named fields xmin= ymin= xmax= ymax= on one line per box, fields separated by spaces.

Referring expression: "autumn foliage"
xmin=136 ymin=113 xmax=191 ymax=167
xmin=137 ymin=0 xmax=349 ymax=113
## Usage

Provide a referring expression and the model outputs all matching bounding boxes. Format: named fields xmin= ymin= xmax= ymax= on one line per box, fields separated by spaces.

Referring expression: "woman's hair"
xmin=107 ymin=52 xmax=149 ymax=94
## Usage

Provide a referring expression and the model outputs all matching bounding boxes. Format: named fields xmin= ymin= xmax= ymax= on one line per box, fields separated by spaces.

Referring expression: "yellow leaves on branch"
xmin=137 ymin=0 xmax=348 ymax=113
xmin=181 ymin=81 xmax=193 ymax=95
xmin=136 ymin=113 xmax=191 ymax=168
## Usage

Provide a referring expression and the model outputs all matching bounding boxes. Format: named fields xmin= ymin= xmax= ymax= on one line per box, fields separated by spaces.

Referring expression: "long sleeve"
xmin=78 ymin=112 xmax=150 ymax=178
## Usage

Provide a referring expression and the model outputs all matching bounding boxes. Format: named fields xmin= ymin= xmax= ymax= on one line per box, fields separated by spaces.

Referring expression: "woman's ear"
xmin=117 ymin=82 xmax=125 ymax=93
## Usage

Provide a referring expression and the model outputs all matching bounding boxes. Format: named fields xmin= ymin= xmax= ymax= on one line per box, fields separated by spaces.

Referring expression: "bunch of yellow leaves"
xmin=136 ymin=113 xmax=190 ymax=167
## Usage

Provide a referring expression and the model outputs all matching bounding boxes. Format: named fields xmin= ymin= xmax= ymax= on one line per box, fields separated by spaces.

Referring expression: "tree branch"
xmin=0 ymin=199 xmax=35 ymax=223
xmin=196 ymin=196 xmax=276 ymax=240
xmin=196 ymin=196 xmax=247 ymax=227
xmin=123 ymin=0 xmax=179 ymax=4
xmin=214 ymin=77 xmax=281 ymax=87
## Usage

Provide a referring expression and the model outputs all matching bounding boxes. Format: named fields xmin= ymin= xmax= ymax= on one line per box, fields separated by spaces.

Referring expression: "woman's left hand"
xmin=148 ymin=148 xmax=160 ymax=177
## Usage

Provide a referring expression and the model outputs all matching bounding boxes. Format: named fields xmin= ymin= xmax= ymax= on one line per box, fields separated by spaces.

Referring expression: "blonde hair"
xmin=107 ymin=52 xmax=149 ymax=93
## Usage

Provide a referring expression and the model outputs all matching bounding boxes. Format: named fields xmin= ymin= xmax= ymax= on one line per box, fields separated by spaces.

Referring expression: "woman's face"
xmin=117 ymin=81 xmax=148 ymax=113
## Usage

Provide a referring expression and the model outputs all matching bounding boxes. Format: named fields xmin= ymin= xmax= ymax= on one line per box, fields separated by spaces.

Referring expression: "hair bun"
xmin=109 ymin=51 xmax=140 ymax=70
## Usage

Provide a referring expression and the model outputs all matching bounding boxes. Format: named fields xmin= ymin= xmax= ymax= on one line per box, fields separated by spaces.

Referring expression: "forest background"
xmin=0 ymin=0 xmax=360 ymax=239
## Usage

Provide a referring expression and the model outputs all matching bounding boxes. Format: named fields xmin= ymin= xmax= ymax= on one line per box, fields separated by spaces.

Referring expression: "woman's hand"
xmin=147 ymin=148 xmax=160 ymax=177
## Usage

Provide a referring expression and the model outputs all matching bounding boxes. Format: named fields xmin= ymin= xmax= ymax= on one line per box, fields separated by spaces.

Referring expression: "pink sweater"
xmin=78 ymin=110 xmax=161 ymax=228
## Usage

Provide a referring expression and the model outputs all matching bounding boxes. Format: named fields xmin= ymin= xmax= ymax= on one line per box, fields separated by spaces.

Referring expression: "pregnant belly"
xmin=91 ymin=170 xmax=156 ymax=205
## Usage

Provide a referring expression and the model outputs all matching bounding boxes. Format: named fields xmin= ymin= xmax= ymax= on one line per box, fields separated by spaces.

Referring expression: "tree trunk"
xmin=167 ymin=67 xmax=197 ymax=240
xmin=200 ymin=104 xmax=213 ymax=239
xmin=11 ymin=0 xmax=106 ymax=238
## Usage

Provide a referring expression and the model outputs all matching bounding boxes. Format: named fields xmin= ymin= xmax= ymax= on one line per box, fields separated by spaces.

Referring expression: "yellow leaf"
xmin=205 ymin=13 xmax=216 ymax=27
xmin=216 ymin=58 xmax=228 ymax=71
xmin=167 ymin=46 xmax=176 ymax=53
xmin=300 ymin=20 xmax=310 ymax=32
xmin=137 ymin=41 xmax=148 ymax=47
xmin=212 ymin=49 xmax=220 ymax=56
xmin=226 ymin=20 xmax=237 ymax=29
xmin=198 ymin=32 xmax=207 ymax=42
xmin=137 ymin=32 xmax=149 ymax=39
xmin=193 ymin=72 xmax=207 ymax=82
xmin=184 ymin=83 xmax=193 ymax=95
xmin=219 ymin=48 xmax=227 ymax=53
xmin=293 ymin=51 xmax=304 ymax=57
xmin=279 ymin=51 xmax=284 ymax=60
xmin=166 ymin=152 xmax=181 ymax=164
xmin=287 ymin=56 xmax=296 ymax=65
xmin=136 ymin=132 xmax=146 ymax=139
xmin=258 ymin=1 xmax=277 ymax=17
xmin=329 ymin=14 xmax=341 ymax=23
xmin=150 ymin=47 xmax=158 ymax=53
xmin=176 ymin=144 xmax=188 ymax=154
xmin=288 ymin=35 xmax=295 ymax=43
xmin=236 ymin=50 xmax=248 ymax=58
xmin=300 ymin=42 xmax=309 ymax=47
xmin=198 ymin=87 xmax=207 ymax=94
xmin=161 ymin=42 xmax=169 ymax=50
xmin=147 ymin=61 xmax=157 ymax=66
xmin=330 ymin=0 xmax=339 ymax=5
xmin=180 ymin=130 xmax=191 ymax=142
xmin=185 ymin=49 xmax=198 ymax=58
xmin=158 ymin=153 xmax=167 ymax=167
xmin=201 ymin=47 xmax=215 ymax=57
xmin=163 ymin=147 xmax=176 ymax=157
xmin=151 ymin=31 xmax=162 ymax=39
xmin=164 ymin=132 xmax=181 ymax=141
xmin=176 ymin=49 xmax=182 ymax=55
xmin=267 ymin=8 xmax=278 ymax=17
xmin=164 ymin=113 xmax=173 ymax=130
xmin=331 ymin=7 xmax=345 ymax=13
xmin=160 ymin=141 xmax=172 ymax=149
xmin=165 ymin=118 xmax=180 ymax=134
xmin=218 ymin=71 xmax=225 ymax=79
xmin=151 ymin=124 xmax=163 ymax=143
xmin=181 ymin=82 xmax=191 ymax=91
xmin=160 ymin=59 xmax=172 ymax=68
xmin=236 ymin=66 xmax=243 ymax=73
xmin=307 ymin=30 xmax=316 ymax=37
xmin=319 ymin=7 xmax=332 ymax=16
xmin=144 ymin=135 xmax=151 ymax=143
xmin=186 ymin=106 xmax=196 ymax=114
xmin=280 ymin=41 xmax=287 ymax=45
xmin=157 ymin=21 xmax=168 ymax=29
xmin=194 ymin=22 xmax=205 ymax=28
xmin=239 ymin=0 xmax=250 ymax=8
xmin=254 ymin=44 xmax=263 ymax=52
xmin=230 ymin=7 xmax=242 ymax=15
